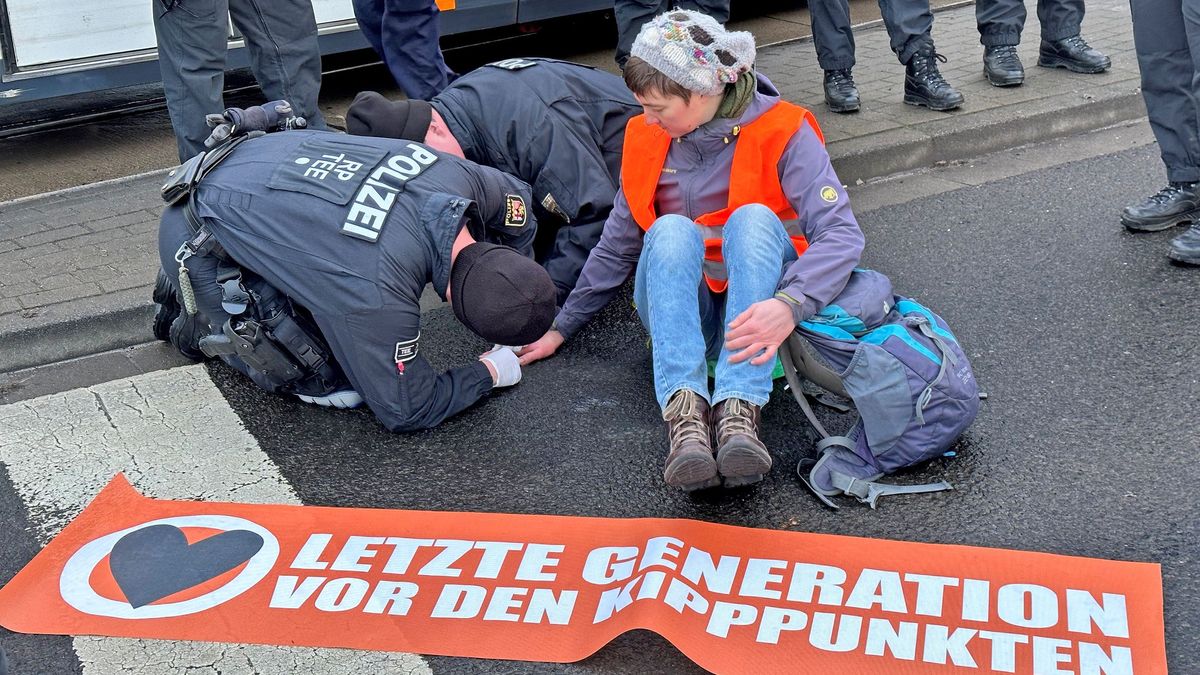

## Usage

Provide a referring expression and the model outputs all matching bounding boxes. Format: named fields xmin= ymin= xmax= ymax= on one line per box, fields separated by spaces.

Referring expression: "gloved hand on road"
xmin=480 ymin=345 xmax=522 ymax=387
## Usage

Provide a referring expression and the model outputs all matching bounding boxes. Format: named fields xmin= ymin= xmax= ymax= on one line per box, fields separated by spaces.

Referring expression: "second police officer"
xmin=344 ymin=58 xmax=642 ymax=303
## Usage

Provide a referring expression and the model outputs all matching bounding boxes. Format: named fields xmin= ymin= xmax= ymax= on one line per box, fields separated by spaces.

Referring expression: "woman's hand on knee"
xmin=725 ymin=298 xmax=795 ymax=366
xmin=516 ymin=330 xmax=565 ymax=365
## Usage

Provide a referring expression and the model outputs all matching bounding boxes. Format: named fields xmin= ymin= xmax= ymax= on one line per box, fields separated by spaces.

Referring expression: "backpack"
xmin=778 ymin=269 xmax=982 ymax=508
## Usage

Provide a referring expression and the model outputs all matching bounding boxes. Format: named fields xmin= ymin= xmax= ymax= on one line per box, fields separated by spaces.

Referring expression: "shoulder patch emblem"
xmin=394 ymin=334 xmax=420 ymax=364
xmin=820 ymin=185 xmax=839 ymax=203
xmin=504 ymin=194 xmax=527 ymax=227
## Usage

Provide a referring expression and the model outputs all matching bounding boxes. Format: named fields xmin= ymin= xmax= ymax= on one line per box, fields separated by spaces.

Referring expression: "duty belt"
xmin=159 ymin=134 xmax=344 ymax=396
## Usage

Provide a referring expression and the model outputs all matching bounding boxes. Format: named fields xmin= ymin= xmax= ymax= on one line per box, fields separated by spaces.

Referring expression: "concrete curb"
xmin=828 ymin=84 xmax=1146 ymax=183
xmin=0 ymin=288 xmax=157 ymax=374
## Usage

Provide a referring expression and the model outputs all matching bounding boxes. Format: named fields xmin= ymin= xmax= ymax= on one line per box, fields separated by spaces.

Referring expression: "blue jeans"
xmin=634 ymin=204 xmax=798 ymax=412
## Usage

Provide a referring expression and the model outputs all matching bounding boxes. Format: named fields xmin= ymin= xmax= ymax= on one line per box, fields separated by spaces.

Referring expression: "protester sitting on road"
xmin=517 ymin=11 xmax=865 ymax=491
xmin=344 ymin=58 xmax=642 ymax=303
xmin=809 ymin=0 xmax=963 ymax=113
xmin=1123 ymin=0 xmax=1200 ymax=266
xmin=975 ymin=0 xmax=1110 ymax=87
xmin=153 ymin=115 xmax=556 ymax=431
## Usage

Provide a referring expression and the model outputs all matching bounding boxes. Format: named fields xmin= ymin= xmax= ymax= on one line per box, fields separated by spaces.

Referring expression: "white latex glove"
xmin=480 ymin=345 xmax=522 ymax=387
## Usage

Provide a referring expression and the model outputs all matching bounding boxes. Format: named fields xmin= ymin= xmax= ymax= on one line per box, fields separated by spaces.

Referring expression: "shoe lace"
xmin=912 ymin=49 xmax=950 ymax=82
xmin=665 ymin=391 xmax=709 ymax=447
xmin=1149 ymin=183 xmax=1197 ymax=204
xmin=826 ymin=69 xmax=854 ymax=86
xmin=717 ymin=398 xmax=756 ymax=440
xmin=991 ymin=45 xmax=1020 ymax=63
xmin=1060 ymin=35 xmax=1091 ymax=51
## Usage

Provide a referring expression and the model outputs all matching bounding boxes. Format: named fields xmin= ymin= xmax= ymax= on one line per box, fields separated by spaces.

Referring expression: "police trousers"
xmin=352 ymin=0 xmax=455 ymax=100
xmin=976 ymin=0 xmax=1083 ymax=46
xmin=809 ymin=0 xmax=933 ymax=70
xmin=1132 ymin=0 xmax=1200 ymax=183
xmin=152 ymin=0 xmax=327 ymax=163
xmin=614 ymin=0 xmax=732 ymax=68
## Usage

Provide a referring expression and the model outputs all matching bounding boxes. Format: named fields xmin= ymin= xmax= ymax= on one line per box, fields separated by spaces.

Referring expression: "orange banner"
xmin=0 ymin=475 xmax=1166 ymax=674
xmin=435 ymin=0 xmax=454 ymax=10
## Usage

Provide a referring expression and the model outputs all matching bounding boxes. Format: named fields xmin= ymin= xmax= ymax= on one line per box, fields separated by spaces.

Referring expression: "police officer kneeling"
xmin=154 ymin=116 xmax=556 ymax=432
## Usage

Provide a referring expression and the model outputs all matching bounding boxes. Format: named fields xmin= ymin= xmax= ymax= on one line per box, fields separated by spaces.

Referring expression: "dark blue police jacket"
xmin=159 ymin=130 xmax=537 ymax=432
xmin=432 ymin=58 xmax=640 ymax=302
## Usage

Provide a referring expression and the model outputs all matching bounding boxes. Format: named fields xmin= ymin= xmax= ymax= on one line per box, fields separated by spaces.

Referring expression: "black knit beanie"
xmin=450 ymin=243 xmax=556 ymax=345
xmin=346 ymin=91 xmax=433 ymax=141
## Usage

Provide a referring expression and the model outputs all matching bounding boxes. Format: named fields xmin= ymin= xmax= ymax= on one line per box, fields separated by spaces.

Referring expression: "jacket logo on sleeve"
xmin=820 ymin=185 xmax=839 ymax=203
xmin=394 ymin=334 xmax=419 ymax=363
xmin=341 ymin=143 xmax=439 ymax=243
xmin=504 ymin=194 xmax=527 ymax=227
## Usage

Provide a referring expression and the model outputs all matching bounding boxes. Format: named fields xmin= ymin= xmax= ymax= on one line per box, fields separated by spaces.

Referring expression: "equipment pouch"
xmin=161 ymin=152 xmax=205 ymax=205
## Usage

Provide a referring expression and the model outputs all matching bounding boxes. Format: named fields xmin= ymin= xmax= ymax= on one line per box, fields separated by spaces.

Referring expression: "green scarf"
xmin=715 ymin=71 xmax=756 ymax=119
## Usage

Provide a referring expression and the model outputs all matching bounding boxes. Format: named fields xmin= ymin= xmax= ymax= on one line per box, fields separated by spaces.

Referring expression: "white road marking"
xmin=0 ymin=365 xmax=432 ymax=675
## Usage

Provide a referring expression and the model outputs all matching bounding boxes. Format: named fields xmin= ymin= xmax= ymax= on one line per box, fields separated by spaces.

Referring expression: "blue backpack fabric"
xmin=779 ymin=269 xmax=981 ymax=508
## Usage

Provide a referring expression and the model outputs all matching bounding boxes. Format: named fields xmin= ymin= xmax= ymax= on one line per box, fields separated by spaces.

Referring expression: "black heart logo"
xmin=109 ymin=524 xmax=264 ymax=608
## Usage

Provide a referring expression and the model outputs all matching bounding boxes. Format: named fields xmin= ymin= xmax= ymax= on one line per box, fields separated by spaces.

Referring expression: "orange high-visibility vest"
xmin=621 ymin=100 xmax=821 ymax=293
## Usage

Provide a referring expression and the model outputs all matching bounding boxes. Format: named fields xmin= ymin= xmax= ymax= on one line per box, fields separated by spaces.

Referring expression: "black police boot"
xmin=1038 ymin=35 xmax=1111 ymax=74
xmin=168 ymin=314 xmax=206 ymax=361
xmin=823 ymin=69 xmax=860 ymax=113
xmin=152 ymin=268 xmax=181 ymax=342
xmin=904 ymin=44 xmax=965 ymax=112
xmin=1121 ymin=182 xmax=1200 ymax=232
xmin=1169 ymin=223 xmax=1200 ymax=265
xmin=983 ymin=45 xmax=1025 ymax=87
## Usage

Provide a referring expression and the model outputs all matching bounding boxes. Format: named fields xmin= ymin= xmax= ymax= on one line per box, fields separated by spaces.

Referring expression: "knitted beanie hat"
xmin=630 ymin=9 xmax=756 ymax=96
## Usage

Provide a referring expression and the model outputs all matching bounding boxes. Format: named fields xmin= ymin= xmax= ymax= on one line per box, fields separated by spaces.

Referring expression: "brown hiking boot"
xmin=662 ymin=389 xmax=720 ymax=492
xmin=713 ymin=398 xmax=772 ymax=487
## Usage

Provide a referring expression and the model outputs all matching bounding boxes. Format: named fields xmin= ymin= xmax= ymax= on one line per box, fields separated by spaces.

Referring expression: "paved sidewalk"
xmin=0 ymin=0 xmax=1145 ymax=373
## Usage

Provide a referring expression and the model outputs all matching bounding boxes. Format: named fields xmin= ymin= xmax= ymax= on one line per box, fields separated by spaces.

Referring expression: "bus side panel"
xmin=6 ymin=0 xmax=156 ymax=68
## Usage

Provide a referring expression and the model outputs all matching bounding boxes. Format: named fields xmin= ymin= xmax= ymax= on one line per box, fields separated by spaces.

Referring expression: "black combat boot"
xmin=713 ymin=398 xmax=771 ymax=488
xmin=904 ymin=44 xmax=964 ymax=112
xmin=1122 ymin=182 xmax=1200 ymax=232
xmin=1038 ymin=35 xmax=1110 ymax=74
xmin=152 ymin=269 xmax=181 ymax=342
xmin=983 ymin=45 xmax=1024 ymax=87
xmin=1169 ymin=223 xmax=1200 ymax=265
xmin=823 ymin=69 xmax=860 ymax=113
xmin=662 ymin=389 xmax=720 ymax=492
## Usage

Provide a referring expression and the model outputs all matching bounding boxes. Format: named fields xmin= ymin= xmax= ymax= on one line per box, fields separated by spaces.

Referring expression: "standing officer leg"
xmin=378 ymin=0 xmax=455 ymax=99
xmin=976 ymin=0 xmax=1026 ymax=86
xmin=615 ymin=0 xmax=666 ymax=69
xmin=352 ymin=0 xmax=387 ymax=61
xmin=153 ymin=0 xmax=231 ymax=162
xmin=881 ymin=0 xmax=964 ymax=111
xmin=809 ymin=0 xmax=861 ymax=113
xmin=1035 ymin=0 xmax=1110 ymax=74
xmin=1124 ymin=0 xmax=1200 ymax=264
xmin=680 ymin=0 xmax=729 ymax=25
xmin=227 ymin=0 xmax=327 ymax=130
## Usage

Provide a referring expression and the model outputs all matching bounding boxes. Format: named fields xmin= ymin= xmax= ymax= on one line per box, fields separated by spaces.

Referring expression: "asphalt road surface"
xmin=0 ymin=133 xmax=1195 ymax=673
